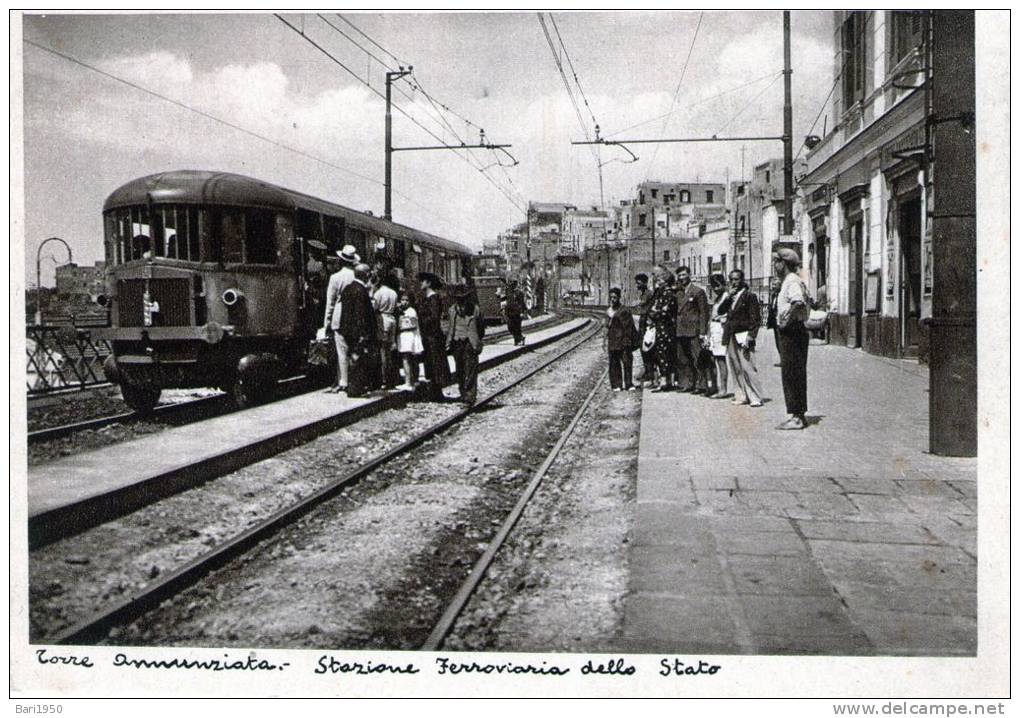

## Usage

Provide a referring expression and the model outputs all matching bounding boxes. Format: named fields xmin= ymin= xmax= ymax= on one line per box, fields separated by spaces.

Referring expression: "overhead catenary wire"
xmin=276 ymin=14 xmax=525 ymax=213
xmin=712 ymin=71 xmax=783 ymax=137
xmin=321 ymin=13 xmax=525 ymax=208
xmin=647 ymin=11 xmax=704 ymax=172
xmin=23 ymin=38 xmax=478 ymax=241
xmin=22 ymin=38 xmax=380 ymax=187
xmin=606 ymin=69 xmax=784 ymax=139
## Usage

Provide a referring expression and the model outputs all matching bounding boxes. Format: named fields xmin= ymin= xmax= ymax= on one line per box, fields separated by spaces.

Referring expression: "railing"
xmin=26 ymin=324 xmax=112 ymax=394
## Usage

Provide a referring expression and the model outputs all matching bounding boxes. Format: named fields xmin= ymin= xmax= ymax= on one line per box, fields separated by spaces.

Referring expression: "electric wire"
xmin=647 ymin=11 xmax=704 ymax=171
xmin=712 ymin=71 xmax=783 ymax=136
xmin=606 ymin=69 xmax=784 ymax=138
xmin=23 ymin=37 xmax=476 ymax=241
xmin=277 ymin=14 xmax=525 ymax=213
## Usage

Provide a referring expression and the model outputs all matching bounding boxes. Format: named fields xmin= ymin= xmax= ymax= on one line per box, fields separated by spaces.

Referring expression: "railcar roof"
xmin=103 ymin=170 xmax=472 ymax=256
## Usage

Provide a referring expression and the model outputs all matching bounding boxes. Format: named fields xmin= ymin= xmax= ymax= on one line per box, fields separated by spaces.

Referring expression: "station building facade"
xmin=796 ymin=10 xmax=931 ymax=360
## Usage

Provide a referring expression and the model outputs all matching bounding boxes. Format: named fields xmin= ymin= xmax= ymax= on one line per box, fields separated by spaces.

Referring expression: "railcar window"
xmin=346 ymin=226 xmax=366 ymax=259
xmin=130 ymin=206 xmax=152 ymax=260
xmin=162 ymin=207 xmax=179 ymax=258
xmin=323 ymin=215 xmax=344 ymax=253
xmin=217 ymin=209 xmax=245 ymax=264
xmin=297 ymin=209 xmax=324 ymax=247
xmin=245 ymin=208 xmax=278 ymax=264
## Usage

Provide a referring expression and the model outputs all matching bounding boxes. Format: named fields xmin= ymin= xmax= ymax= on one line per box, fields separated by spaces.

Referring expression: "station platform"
xmin=622 ymin=335 xmax=978 ymax=656
xmin=28 ymin=316 xmax=591 ymax=549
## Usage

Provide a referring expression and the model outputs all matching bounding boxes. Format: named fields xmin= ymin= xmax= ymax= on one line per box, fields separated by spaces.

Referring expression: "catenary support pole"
xmin=782 ymin=11 xmax=794 ymax=233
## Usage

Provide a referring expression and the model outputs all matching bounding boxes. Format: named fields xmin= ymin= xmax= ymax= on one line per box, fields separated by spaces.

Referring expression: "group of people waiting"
xmin=605 ymin=247 xmax=811 ymax=430
xmin=321 ymin=243 xmax=485 ymax=405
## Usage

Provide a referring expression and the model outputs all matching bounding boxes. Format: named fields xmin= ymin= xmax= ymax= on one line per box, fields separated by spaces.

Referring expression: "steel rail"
xmin=422 ymin=369 xmax=608 ymax=650
xmin=45 ymin=317 xmax=602 ymax=645
xmin=27 ymin=316 xmax=568 ymax=444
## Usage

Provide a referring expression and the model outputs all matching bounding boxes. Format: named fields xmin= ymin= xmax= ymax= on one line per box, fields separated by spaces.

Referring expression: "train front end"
xmin=97 ymin=172 xmax=302 ymax=411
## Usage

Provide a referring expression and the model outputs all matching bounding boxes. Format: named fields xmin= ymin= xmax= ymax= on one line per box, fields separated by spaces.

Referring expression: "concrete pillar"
xmin=929 ymin=10 xmax=976 ymax=456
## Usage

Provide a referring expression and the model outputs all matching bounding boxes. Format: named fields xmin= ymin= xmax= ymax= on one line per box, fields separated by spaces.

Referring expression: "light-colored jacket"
xmin=323 ymin=266 xmax=355 ymax=330
xmin=446 ymin=304 xmax=484 ymax=353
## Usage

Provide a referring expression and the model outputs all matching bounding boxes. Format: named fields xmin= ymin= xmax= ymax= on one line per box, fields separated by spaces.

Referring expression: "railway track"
xmin=423 ymin=368 xmax=608 ymax=650
xmin=27 ymin=314 xmax=568 ymax=445
xmin=41 ymin=316 xmax=603 ymax=645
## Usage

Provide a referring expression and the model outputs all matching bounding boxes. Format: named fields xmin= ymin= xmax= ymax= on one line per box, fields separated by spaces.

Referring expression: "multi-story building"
xmin=796 ymin=10 xmax=934 ymax=360
xmin=562 ymin=207 xmax=609 ymax=252
xmin=55 ymin=261 xmax=106 ymax=298
xmin=729 ymin=158 xmax=805 ymax=290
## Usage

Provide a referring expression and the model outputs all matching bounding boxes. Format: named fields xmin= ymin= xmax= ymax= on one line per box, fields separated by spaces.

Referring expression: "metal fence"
xmin=26 ymin=324 xmax=112 ymax=394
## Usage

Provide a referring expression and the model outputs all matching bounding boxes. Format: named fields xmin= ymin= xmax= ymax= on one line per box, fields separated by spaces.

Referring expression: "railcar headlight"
xmin=222 ymin=288 xmax=244 ymax=307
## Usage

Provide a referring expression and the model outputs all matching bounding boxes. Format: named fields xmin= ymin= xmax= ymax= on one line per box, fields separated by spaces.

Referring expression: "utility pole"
xmin=384 ymin=66 xmax=514 ymax=222
xmin=384 ymin=68 xmax=412 ymax=221
xmin=782 ymin=10 xmax=794 ymax=234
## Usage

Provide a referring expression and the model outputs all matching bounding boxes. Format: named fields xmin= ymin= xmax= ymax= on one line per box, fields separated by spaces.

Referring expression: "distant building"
xmin=55 ymin=261 xmax=106 ymax=298
xmin=729 ymin=157 xmax=805 ymax=290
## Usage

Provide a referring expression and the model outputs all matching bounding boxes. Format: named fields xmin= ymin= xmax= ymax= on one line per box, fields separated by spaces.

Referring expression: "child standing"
xmin=396 ymin=294 xmax=424 ymax=391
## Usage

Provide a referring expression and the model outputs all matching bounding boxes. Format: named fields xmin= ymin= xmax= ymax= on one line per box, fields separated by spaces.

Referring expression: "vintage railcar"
xmin=98 ymin=170 xmax=473 ymax=411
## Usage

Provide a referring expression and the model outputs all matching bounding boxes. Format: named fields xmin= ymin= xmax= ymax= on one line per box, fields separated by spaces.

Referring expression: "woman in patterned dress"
xmin=647 ymin=265 xmax=679 ymax=392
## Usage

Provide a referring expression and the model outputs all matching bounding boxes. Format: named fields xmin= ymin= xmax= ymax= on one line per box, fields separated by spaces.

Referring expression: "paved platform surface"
xmin=621 ymin=335 xmax=977 ymax=656
xmin=28 ymin=317 xmax=588 ymax=527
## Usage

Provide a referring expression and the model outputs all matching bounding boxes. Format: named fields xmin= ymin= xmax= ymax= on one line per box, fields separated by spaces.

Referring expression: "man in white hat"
xmin=323 ymin=244 xmax=360 ymax=393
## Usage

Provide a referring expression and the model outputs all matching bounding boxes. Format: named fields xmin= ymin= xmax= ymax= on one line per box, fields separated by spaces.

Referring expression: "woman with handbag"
xmin=707 ymin=274 xmax=732 ymax=399
xmin=646 ymin=265 xmax=678 ymax=392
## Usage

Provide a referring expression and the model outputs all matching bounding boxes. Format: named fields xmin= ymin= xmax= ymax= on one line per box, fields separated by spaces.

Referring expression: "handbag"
xmin=641 ymin=325 xmax=657 ymax=353
xmin=805 ymin=309 xmax=828 ymax=331
xmin=306 ymin=338 xmax=332 ymax=367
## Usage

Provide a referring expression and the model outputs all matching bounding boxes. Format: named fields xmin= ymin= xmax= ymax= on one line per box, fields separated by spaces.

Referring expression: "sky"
xmin=18 ymin=10 xmax=834 ymax=286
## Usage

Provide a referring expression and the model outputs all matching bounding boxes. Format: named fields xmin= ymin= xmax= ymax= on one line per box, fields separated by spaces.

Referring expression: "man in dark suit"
xmin=605 ymin=287 xmax=639 ymax=391
xmin=338 ymin=263 xmax=378 ymax=397
xmin=418 ymin=271 xmax=448 ymax=401
xmin=674 ymin=265 xmax=711 ymax=393
xmin=633 ymin=273 xmax=655 ymax=386
xmin=503 ymin=279 xmax=526 ymax=345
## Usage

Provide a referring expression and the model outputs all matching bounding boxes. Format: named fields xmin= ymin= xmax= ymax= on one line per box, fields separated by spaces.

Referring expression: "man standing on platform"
xmin=338 ymin=263 xmax=377 ymax=397
xmin=772 ymin=249 xmax=811 ymax=430
xmin=674 ymin=265 xmax=711 ymax=393
xmin=418 ymin=272 xmax=448 ymax=401
xmin=504 ymin=279 xmax=526 ymax=346
xmin=634 ymin=273 xmax=655 ymax=386
xmin=323 ymin=244 xmax=360 ymax=394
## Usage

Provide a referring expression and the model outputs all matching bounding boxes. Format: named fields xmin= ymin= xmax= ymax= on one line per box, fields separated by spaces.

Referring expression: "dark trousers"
xmin=345 ymin=338 xmax=377 ymax=397
xmin=421 ymin=334 xmax=448 ymax=399
xmin=675 ymin=335 xmax=707 ymax=390
xmin=608 ymin=349 xmax=634 ymax=389
xmin=639 ymin=349 xmax=656 ymax=381
xmin=776 ymin=325 xmax=809 ymax=416
xmin=507 ymin=314 xmax=524 ymax=345
xmin=451 ymin=340 xmax=479 ymax=404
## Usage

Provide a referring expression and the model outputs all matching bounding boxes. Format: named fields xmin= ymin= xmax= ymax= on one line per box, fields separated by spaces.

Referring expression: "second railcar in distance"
xmin=98 ymin=170 xmax=473 ymax=410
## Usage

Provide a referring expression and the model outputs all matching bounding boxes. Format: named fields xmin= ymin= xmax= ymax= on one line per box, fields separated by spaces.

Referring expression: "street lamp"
xmin=35 ymin=237 xmax=72 ymax=325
